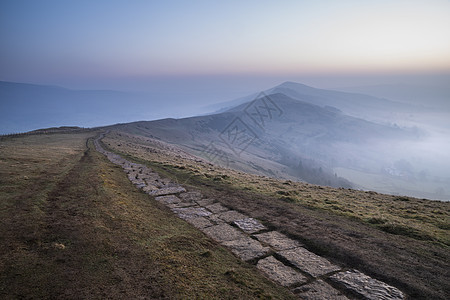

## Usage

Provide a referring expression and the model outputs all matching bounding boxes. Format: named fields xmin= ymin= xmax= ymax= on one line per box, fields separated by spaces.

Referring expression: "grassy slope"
xmin=103 ymin=131 xmax=450 ymax=300
xmin=0 ymin=133 xmax=295 ymax=299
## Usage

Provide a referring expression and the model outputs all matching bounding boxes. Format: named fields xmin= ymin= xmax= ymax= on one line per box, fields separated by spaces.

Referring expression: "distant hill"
xmin=207 ymin=81 xmax=417 ymax=123
xmin=3 ymin=80 xmax=447 ymax=199
xmin=0 ymin=81 xmax=155 ymax=134
xmin=334 ymin=83 xmax=450 ymax=110
xmin=107 ymin=93 xmax=418 ymax=189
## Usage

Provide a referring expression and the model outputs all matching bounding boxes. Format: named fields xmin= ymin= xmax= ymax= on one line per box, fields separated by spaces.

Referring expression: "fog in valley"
xmin=200 ymin=81 xmax=450 ymax=201
xmin=2 ymin=78 xmax=449 ymax=201
xmin=331 ymin=121 xmax=450 ymax=201
xmin=332 ymin=86 xmax=450 ymax=201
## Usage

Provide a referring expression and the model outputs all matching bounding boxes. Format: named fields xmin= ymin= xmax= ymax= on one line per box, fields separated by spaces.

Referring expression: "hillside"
xmin=107 ymin=92 xmax=420 ymax=192
xmin=0 ymin=81 xmax=153 ymax=134
xmin=268 ymin=82 xmax=416 ymax=122
xmin=108 ymin=88 xmax=450 ymax=201
xmin=3 ymin=80 xmax=446 ymax=199
xmin=102 ymin=130 xmax=449 ymax=299
xmin=209 ymin=81 xmax=416 ymax=122
xmin=1 ymin=130 xmax=449 ymax=299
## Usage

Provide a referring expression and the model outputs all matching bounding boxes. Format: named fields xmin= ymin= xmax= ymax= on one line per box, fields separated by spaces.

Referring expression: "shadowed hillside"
xmin=108 ymin=92 xmax=419 ymax=190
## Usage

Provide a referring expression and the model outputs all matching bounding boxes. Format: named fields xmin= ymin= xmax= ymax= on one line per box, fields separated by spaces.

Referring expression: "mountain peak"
xmin=277 ymin=81 xmax=313 ymax=89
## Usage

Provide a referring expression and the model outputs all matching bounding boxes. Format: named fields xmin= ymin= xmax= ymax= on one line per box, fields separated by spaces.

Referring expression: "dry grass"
xmin=101 ymin=130 xmax=450 ymax=300
xmin=0 ymin=132 xmax=295 ymax=299
xmin=103 ymin=131 xmax=450 ymax=246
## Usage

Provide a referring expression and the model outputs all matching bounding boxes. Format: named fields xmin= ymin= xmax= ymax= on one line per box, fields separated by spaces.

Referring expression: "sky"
xmin=1 ymin=0 xmax=449 ymax=198
xmin=1 ymin=0 xmax=449 ymax=90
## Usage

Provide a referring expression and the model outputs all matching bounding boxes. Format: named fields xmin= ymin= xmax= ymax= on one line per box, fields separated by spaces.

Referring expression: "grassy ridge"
xmin=102 ymin=131 xmax=450 ymax=299
xmin=103 ymin=131 xmax=450 ymax=247
xmin=0 ymin=133 xmax=295 ymax=299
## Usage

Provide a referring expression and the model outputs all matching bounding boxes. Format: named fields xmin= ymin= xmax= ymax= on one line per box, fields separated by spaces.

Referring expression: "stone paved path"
xmin=94 ymin=134 xmax=405 ymax=299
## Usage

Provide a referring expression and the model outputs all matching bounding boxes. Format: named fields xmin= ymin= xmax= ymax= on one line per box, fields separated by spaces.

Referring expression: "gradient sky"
xmin=1 ymin=0 xmax=450 ymax=90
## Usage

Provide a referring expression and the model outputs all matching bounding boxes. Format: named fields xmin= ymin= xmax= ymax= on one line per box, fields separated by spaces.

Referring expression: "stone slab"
xmin=144 ymin=176 xmax=161 ymax=184
xmin=196 ymin=198 xmax=216 ymax=206
xmin=160 ymin=178 xmax=173 ymax=185
xmin=233 ymin=218 xmax=266 ymax=234
xmin=254 ymin=231 xmax=301 ymax=251
xmin=207 ymin=214 xmax=225 ymax=225
xmin=202 ymin=224 xmax=245 ymax=242
xmin=135 ymin=182 xmax=146 ymax=189
xmin=277 ymin=247 xmax=340 ymax=277
xmin=186 ymin=217 xmax=213 ymax=229
xmin=144 ymin=182 xmax=160 ymax=190
xmin=292 ymin=280 xmax=349 ymax=300
xmin=222 ymin=236 xmax=270 ymax=261
xmin=205 ymin=203 xmax=229 ymax=214
xmin=217 ymin=210 xmax=247 ymax=223
xmin=155 ymin=195 xmax=181 ymax=205
xmin=171 ymin=207 xmax=212 ymax=220
xmin=150 ymin=178 xmax=169 ymax=186
xmin=131 ymin=179 xmax=145 ymax=186
xmin=136 ymin=173 xmax=150 ymax=180
xmin=142 ymin=185 xmax=159 ymax=193
xmin=329 ymin=270 xmax=405 ymax=300
xmin=167 ymin=202 xmax=197 ymax=208
xmin=256 ymin=256 xmax=307 ymax=287
xmin=127 ymin=173 xmax=138 ymax=180
xmin=152 ymin=181 xmax=166 ymax=188
xmin=179 ymin=191 xmax=203 ymax=202
xmin=149 ymin=186 xmax=186 ymax=196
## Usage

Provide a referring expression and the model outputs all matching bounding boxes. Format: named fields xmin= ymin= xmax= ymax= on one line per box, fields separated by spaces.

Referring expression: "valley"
xmin=105 ymin=84 xmax=449 ymax=201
